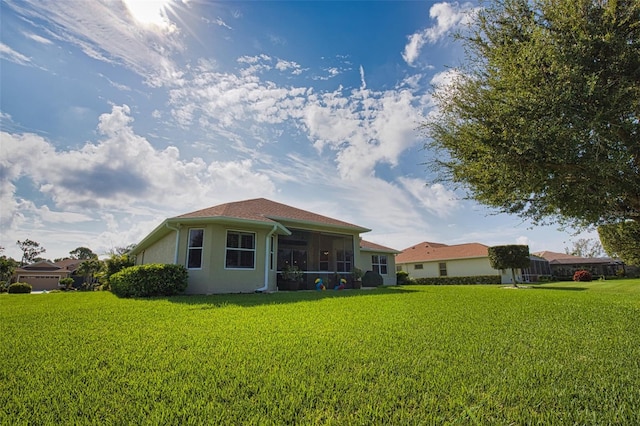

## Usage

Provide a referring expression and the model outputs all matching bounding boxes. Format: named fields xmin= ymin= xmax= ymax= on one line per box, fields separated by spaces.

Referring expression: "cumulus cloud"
xmin=402 ymin=2 xmax=478 ymax=66
xmin=170 ymin=62 xmax=427 ymax=182
xmin=0 ymin=105 xmax=276 ymax=231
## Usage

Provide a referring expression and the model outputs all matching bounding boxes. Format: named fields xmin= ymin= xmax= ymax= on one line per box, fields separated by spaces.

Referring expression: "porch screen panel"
xmin=278 ymin=230 xmax=353 ymax=273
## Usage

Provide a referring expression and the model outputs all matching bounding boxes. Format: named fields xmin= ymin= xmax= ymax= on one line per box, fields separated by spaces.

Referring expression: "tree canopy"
xmin=488 ymin=245 xmax=530 ymax=287
xmin=69 ymin=247 xmax=98 ymax=260
xmin=598 ymin=221 xmax=640 ymax=266
xmin=16 ymin=239 xmax=46 ymax=266
xmin=425 ymin=0 xmax=640 ymax=228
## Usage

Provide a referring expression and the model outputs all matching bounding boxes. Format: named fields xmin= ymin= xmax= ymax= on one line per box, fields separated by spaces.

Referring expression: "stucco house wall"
xmin=359 ymin=248 xmax=398 ymax=286
xmin=136 ymin=231 xmax=176 ymax=265
xmin=403 ymin=257 xmax=495 ymax=279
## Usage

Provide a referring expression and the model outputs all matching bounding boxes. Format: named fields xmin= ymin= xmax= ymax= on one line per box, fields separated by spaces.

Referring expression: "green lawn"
xmin=2 ymin=280 xmax=639 ymax=424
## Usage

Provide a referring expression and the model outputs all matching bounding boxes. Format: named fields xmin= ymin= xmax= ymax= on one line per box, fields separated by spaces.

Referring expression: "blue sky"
xmin=0 ymin=0 xmax=595 ymax=261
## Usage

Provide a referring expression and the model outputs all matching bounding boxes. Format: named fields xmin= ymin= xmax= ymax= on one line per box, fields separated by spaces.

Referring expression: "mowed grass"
xmin=1 ymin=280 xmax=639 ymax=425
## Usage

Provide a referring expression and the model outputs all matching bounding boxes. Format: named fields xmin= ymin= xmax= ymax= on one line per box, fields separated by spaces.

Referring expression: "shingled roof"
xmin=396 ymin=241 xmax=489 ymax=263
xmin=174 ymin=198 xmax=370 ymax=231
xmin=359 ymin=239 xmax=400 ymax=254
xmin=533 ymin=251 xmax=616 ymax=265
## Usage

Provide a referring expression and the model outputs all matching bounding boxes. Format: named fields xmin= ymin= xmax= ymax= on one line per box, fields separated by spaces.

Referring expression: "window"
xmin=336 ymin=249 xmax=353 ymax=273
xmin=226 ymin=231 xmax=255 ymax=269
xmin=372 ymin=255 xmax=388 ymax=275
xmin=187 ymin=229 xmax=204 ymax=269
xmin=414 ymin=264 xmax=423 ymax=270
xmin=439 ymin=262 xmax=447 ymax=276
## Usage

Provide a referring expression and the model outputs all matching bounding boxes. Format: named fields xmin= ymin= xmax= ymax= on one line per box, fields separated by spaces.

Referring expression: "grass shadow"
xmin=165 ymin=285 xmax=418 ymax=308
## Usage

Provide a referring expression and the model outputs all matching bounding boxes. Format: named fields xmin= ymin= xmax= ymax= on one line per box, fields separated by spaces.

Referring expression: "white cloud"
xmin=0 ymin=42 xmax=31 ymax=66
xmin=4 ymin=0 xmax=185 ymax=86
xmin=402 ymin=2 xmax=478 ymax=66
xmin=399 ymin=177 xmax=459 ymax=217
xmin=169 ymin=61 xmax=428 ymax=182
xmin=0 ymin=105 xmax=277 ymax=230
xmin=23 ymin=32 xmax=53 ymax=45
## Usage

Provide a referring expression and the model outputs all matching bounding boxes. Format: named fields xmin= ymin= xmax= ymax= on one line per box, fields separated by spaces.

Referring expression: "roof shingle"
xmin=174 ymin=198 xmax=369 ymax=231
xmin=396 ymin=241 xmax=489 ymax=263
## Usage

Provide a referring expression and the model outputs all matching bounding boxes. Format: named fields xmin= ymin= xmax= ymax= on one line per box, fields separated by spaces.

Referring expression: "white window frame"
xmin=372 ymin=254 xmax=388 ymax=275
xmin=187 ymin=228 xmax=204 ymax=270
xmin=439 ymin=262 xmax=448 ymax=277
xmin=225 ymin=230 xmax=256 ymax=270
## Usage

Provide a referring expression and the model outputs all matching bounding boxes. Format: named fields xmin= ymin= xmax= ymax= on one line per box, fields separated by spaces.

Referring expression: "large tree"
xmin=16 ymin=239 xmax=46 ymax=266
xmin=598 ymin=221 xmax=640 ymax=266
xmin=425 ymin=0 xmax=640 ymax=228
xmin=564 ymin=238 xmax=604 ymax=258
xmin=69 ymin=247 xmax=98 ymax=260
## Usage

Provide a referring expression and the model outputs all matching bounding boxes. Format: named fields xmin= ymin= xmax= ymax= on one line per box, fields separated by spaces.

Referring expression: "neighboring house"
xmin=14 ymin=259 xmax=82 ymax=291
xmin=521 ymin=254 xmax=553 ymax=282
xmin=396 ymin=241 xmax=519 ymax=284
xmin=533 ymin=251 xmax=623 ymax=279
xmin=359 ymin=239 xmax=401 ymax=286
xmin=130 ymin=198 xmax=398 ymax=294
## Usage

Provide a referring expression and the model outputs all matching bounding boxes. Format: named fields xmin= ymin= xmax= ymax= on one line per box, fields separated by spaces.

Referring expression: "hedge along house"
xmin=130 ymin=198 xmax=398 ymax=294
xmin=396 ymin=241 xmax=520 ymax=284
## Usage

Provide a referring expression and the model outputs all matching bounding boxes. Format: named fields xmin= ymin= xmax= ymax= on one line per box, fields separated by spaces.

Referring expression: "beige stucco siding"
xmin=177 ymin=224 xmax=274 ymax=294
xmin=403 ymin=257 xmax=495 ymax=279
xmin=359 ymin=251 xmax=397 ymax=286
xmin=137 ymin=231 xmax=176 ymax=265
xmin=400 ymin=257 xmax=520 ymax=284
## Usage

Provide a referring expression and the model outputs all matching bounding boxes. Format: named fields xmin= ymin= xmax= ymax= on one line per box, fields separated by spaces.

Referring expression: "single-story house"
xmin=533 ymin=251 xmax=624 ymax=279
xmin=130 ymin=198 xmax=398 ymax=294
xmin=396 ymin=241 xmax=520 ymax=284
xmin=14 ymin=259 xmax=82 ymax=291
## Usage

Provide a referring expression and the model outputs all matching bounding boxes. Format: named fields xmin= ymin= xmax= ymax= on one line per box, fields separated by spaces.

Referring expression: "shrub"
xmin=362 ymin=270 xmax=384 ymax=287
xmin=8 ymin=282 xmax=32 ymax=294
xmin=573 ymin=270 xmax=593 ymax=282
xmin=110 ymin=264 xmax=188 ymax=298
xmin=396 ymin=271 xmax=411 ymax=285
xmin=59 ymin=277 xmax=74 ymax=290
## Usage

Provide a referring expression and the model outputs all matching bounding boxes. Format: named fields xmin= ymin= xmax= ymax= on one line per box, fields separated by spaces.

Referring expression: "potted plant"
xmin=351 ymin=267 xmax=364 ymax=289
xmin=279 ymin=265 xmax=304 ymax=291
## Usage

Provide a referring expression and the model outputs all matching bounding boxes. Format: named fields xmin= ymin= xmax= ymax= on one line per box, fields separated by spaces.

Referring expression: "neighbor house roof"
xmin=15 ymin=259 xmax=79 ymax=275
xmin=396 ymin=241 xmax=489 ymax=264
xmin=359 ymin=239 xmax=400 ymax=254
xmin=533 ymin=251 xmax=618 ymax=265
xmin=132 ymin=198 xmax=371 ymax=254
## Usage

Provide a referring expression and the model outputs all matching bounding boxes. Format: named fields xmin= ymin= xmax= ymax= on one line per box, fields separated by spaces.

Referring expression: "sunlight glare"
xmin=123 ymin=0 xmax=174 ymax=29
